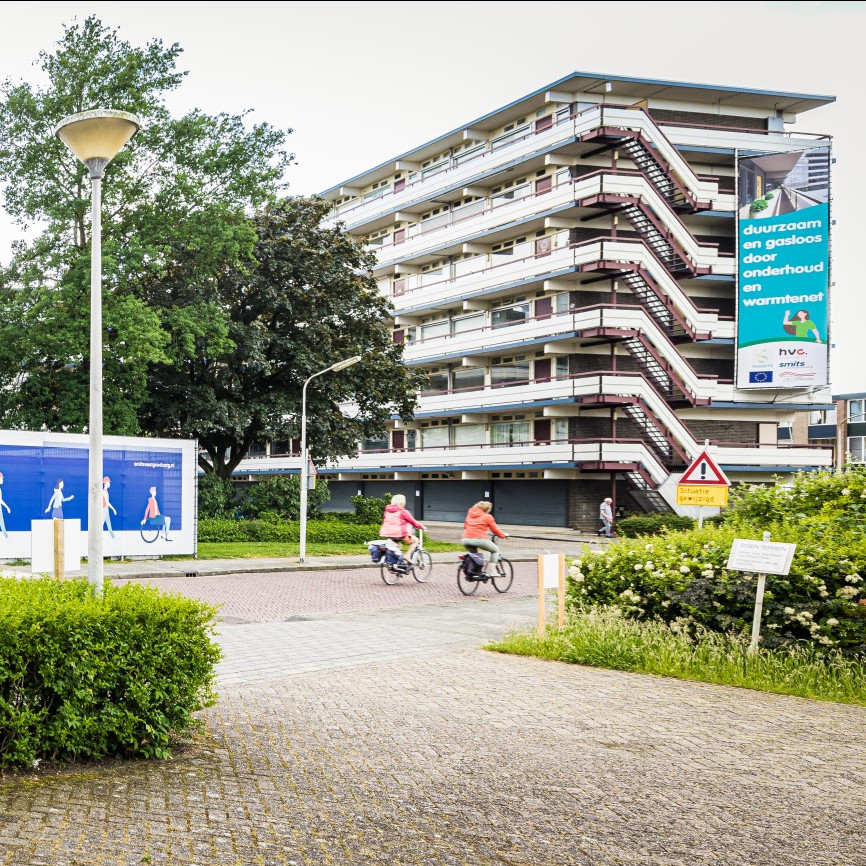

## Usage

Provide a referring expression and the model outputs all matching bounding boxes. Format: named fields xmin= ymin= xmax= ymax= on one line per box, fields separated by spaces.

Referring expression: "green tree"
xmin=139 ymin=197 xmax=423 ymax=477
xmin=0 ymin=16 xmax=291 ymax=434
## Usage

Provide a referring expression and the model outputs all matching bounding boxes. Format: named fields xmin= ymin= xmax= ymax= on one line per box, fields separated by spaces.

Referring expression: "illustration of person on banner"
xmin=0 ymin=472 xmax=10 ymax=539
xmin=782 ymin=309 xmax=822 ymax=342
xmin=45 ymin=479 xmax=74 ymax=519
xmin=102 ymin=476 xmax=118 ymax=538
xmin=141 ymin=485 xmax=172 ymax=541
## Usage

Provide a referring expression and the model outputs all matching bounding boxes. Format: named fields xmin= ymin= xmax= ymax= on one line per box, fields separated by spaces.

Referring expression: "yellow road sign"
xmin=676 ymin=485 xmax=729 ymax=507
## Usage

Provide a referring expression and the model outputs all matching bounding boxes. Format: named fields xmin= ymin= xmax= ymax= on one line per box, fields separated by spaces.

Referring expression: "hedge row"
xmin=0 ymin=577 xmax=220 ymax=768
xmin=199 ymin=517 xmax=382 ymax=545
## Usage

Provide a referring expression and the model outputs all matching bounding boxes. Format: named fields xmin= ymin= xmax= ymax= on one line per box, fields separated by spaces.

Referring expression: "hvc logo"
xmin=779 ymin=348 xmax=806 ymax=356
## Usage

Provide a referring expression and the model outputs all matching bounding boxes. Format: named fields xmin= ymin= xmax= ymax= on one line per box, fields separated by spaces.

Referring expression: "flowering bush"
xmin=567 ymin=469 xmax=866 ymax=656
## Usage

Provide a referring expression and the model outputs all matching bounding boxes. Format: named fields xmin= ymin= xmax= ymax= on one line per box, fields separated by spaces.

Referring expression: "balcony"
xmin=388 ymin=233 xmax=733 ymax=333
xmin=327 ymin=103 xmax=823 ymax=232
xmin=372 ymin=168 xmax=734 ymax=274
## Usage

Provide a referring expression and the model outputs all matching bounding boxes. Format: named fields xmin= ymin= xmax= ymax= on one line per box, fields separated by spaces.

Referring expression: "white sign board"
xmin=31 ymin=519 xmax=82 ymax=573
xmin=539 ymin=554 xmax=562 ymax=589
xmin=727 ymin=538 xmax=796 ymax=575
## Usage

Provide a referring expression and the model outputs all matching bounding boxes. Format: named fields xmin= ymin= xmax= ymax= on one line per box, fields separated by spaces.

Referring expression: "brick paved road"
xmin=0 ymin=568 xmax=864 ymax=866
xmin=117 ymin=560 xmax=538 ymax=623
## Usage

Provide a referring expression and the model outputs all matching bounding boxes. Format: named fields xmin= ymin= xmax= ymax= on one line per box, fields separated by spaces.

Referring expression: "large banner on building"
xmin=0 ymin=431 xmax=197 ymax=561
xmin=736 ymin=148 xmax=830 ymax=389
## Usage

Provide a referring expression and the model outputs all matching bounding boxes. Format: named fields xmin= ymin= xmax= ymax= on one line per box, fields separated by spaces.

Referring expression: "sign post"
xmin=726 ymin=531 xmax=797 ymax=655
xmin=537 ymin=554 xmax=565 ymax=637
xmin=676 ymin=443 xmax=731 ymax=527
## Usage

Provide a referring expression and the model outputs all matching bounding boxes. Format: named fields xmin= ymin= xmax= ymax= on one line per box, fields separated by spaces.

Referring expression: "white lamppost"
xmin=55 ymin=109 xmax=140 ymax=593
xmin=299 ymin=355 xmax=362 ymax=562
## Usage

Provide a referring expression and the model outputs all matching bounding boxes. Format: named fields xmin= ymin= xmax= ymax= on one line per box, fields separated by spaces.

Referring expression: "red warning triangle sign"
xmin=678 ymin=449 xmax=730 ymax=486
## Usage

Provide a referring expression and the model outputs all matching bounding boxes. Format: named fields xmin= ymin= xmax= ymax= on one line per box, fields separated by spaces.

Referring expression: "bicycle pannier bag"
xmin=462 ymin=552 xmax=485 ymax=574
xmin=384 ymin=548 xmax=401 ymax=566
xmin=368 ymin=542 xmax=384 ymax=563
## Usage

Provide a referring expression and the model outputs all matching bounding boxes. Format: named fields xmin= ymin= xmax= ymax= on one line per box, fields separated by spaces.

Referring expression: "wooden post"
xmin=537 ymin=556 xmax=546 ymax=637
xmin=53 ymin=519 xmax=64 ymax=582
xmin=747 ymin=530 xmax=772 ymax=655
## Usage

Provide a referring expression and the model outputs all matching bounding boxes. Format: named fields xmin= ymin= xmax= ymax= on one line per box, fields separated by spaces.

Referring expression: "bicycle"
xmin=380 ymin=529 xmax=433 ymax=585
xmin=457 ymin=537 xmax=513 ymax=595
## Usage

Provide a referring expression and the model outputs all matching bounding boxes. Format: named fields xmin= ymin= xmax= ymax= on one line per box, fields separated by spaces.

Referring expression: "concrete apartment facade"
xmin=236 ymin=72 xmax=835 ymax=528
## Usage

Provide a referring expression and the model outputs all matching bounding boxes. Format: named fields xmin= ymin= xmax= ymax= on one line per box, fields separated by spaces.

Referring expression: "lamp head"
xmin=55 ymin=109 xmax=140 ymax=179
xmin=330 ymin=355 xmax=362 ymax=372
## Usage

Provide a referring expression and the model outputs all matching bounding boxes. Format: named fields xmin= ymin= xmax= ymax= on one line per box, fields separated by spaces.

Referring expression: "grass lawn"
xmin=165 ymin=538 xmax=465 ymax=560
xmin=487 ymin=607 xmax=866 ymax=707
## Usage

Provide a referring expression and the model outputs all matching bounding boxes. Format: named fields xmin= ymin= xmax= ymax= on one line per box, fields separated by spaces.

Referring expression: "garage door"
xmin=491 ymin=480 xmax=568 ymax=527
xmin=321 ymin=480 xmax=358 ymax=513
xmin=423 ymin=481 xmax=488 ymax=522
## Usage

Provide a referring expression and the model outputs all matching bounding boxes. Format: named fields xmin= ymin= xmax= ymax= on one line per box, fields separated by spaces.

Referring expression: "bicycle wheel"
xmin=412 ymin=549 xmax=433 ymax=583
xmin=140 ymin=526 xmax=160 ymax=543
xmin=381 ymin=562 xmax=400 ymax=585
xmin=457 ymin=563 xmax=479 ymax=595
xmin=491 ymin=557 xmax=513 ymax=593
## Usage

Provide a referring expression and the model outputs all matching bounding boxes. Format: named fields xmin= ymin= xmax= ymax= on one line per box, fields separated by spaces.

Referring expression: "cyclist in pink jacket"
xmin=379 ymin=494 xmax=425 ymax=571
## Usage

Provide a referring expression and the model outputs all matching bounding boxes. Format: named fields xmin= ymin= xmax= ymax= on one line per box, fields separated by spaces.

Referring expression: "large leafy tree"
xmin=139 ymin=197 xmax=423 ymax=477
xmin=0 ymin=16 xmax=291 ymax=434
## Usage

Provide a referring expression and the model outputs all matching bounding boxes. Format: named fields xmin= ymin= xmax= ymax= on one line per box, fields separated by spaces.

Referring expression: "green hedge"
xmin=0 ymin=577 xmax=220 ymax=768
xmin=616 ymin=514 xmax=697 ymax=537
xmin=199 ymin=517 xmax=381 ymax=545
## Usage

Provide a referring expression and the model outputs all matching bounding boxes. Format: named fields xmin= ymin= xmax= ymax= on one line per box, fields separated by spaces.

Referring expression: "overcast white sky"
xmin=1 ymin=1 xmax=863 ymax=395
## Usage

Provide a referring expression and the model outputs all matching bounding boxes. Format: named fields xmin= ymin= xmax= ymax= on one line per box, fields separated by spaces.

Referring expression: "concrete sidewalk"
xmin=0 ymin=521 xmax=613 ymax=581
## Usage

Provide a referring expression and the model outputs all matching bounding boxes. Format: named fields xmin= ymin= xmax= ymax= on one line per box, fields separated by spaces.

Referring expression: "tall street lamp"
xmin=299 ymin=355 xmax=362 ymax=562
xmin=55 ymin=109 xmax=140 ymax=593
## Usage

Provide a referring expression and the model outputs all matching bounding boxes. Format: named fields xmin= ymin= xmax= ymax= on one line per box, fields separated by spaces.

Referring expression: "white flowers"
xmin=842 ymin=488 xmax=851 ymax=496
xmin=784 ymin=607 xmax=795 ymax=615
xmin=826 ymin=618 xmax=839 ymax=627
xmin=837 ymin=586 xmax=860 ymax=599
xmin=845 ymin=573 xmax=863 ymax=584
xmin=679 ymin=565 xmax=690 ymax=574
xmin=634 ymin=563 xmax=643 ymax=571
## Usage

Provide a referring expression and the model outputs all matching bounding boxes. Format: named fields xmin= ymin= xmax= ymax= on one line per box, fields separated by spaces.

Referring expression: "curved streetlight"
xmin=55 ymin=109 xmax=140 ymax=593
xmin=299 ymin=355 xmax=362 ymax=562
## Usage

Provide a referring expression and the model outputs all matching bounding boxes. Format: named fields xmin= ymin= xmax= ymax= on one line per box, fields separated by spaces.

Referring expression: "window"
xmin=422 ymin=370 xmax=450 ymax=393
xmin=848 ymin=436 xmax=866 ymax=463
xmin=453 ymin=424 xmax=485 ymax=446
xmin=492 ymin=421 xmax=531 ymax=446
xmin=848 ymin=400 xmax=865 ymax=422
xmin=451 ymin=313 xmax=483 ymax=334
xmin=363 ymin=435 xmax=388 ymax=452
xmin=491 ymin=302 xmax=531 ymax=328
xmin=421 ymin=427 xmax=449 ymax=449
xmin=420 ymin=320 xmax=450 ymax=341
xmin=553 ymin=419 xmax=570 ymax=441
xmin=453 ymin=367 xmax=485 ymax=391
xmin=555 ymin=357 xmax=570 ymax=378
xmin=491 ymin=358 xmax=530 ymax=386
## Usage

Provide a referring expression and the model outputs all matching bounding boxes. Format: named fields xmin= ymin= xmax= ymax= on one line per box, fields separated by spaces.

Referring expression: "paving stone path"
xmin=0 ymin=570 xmax=864 ymax=866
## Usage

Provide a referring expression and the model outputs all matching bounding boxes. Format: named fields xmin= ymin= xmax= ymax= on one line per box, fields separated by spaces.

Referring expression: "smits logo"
xmin=779 ymin=348 xmax=806 ymax=356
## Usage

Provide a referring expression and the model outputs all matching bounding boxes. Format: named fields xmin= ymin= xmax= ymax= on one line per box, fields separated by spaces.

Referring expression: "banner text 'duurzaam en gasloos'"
xmin=736 ymin=149 xmax=830 ymax=389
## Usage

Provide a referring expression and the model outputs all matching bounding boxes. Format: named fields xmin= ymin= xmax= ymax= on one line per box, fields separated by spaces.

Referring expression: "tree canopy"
xmin=0 ymin=16 xmax=418 ymax=473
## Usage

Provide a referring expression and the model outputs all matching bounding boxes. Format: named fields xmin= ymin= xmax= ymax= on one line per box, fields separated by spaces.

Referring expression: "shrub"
xmin=617 ymin=513 xmax=696 ymax=537
xmin=749 ymin=198 xmax=769 ymax=213
xmin=568 ymin=523 xmax=866 ymax=656
xmin=198 ymin=517 xmax=380 ymax=545
xmin=197 ymin=473 xmax=239 ymax=519
xmin=764 ymin=192 xmax=775 ymax=199
xmin=348 ymin=493 xmax=389 ymax=525
xmin=239 ymin=475 xmax=331 ymax=520
xmin=0 ymin=577 xmax=220 ymax=768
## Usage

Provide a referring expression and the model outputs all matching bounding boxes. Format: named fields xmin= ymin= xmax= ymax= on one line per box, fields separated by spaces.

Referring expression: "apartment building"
xmin=238 ymin=72 xmax=835 ymax=528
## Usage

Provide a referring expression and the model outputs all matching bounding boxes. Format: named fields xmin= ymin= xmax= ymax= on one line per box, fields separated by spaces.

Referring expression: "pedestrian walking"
xmin=597 ymin=497 xmax=614 ymax=537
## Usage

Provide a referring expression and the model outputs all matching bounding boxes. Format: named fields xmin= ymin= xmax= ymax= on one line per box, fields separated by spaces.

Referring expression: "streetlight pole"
xmin=55 ymin=110 xmax=140 ymax=594
xmin=299 ymin=355 xmax=361 ymax=562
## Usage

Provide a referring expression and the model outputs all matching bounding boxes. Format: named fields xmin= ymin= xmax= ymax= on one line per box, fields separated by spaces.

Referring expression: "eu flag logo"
xmin=749 ymin=371 xmax=773 ymax=384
